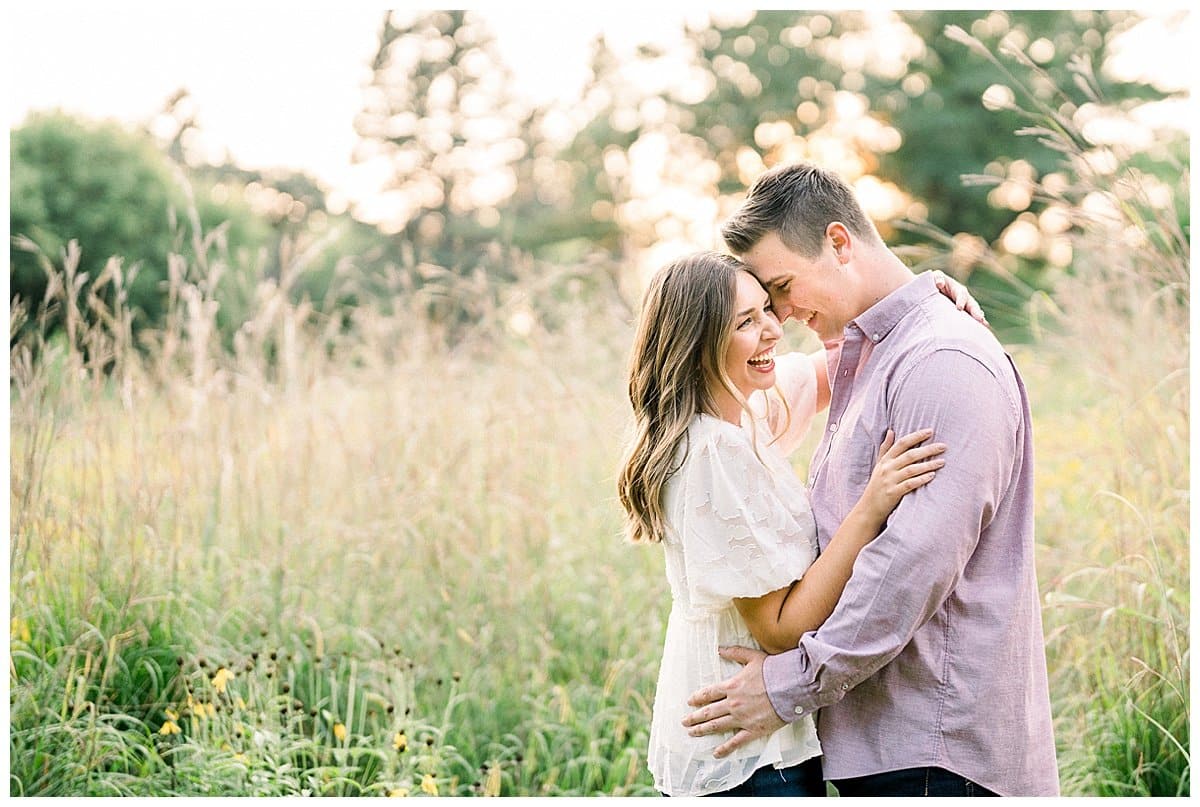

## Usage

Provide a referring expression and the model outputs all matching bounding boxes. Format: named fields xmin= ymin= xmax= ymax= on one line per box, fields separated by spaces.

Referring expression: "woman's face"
xmin=722 ymin=270 xmax=783 ymax=401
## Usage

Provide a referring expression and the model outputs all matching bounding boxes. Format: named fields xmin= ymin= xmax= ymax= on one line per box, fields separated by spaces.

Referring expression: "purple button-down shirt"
xmin=762 ymin=272 xmax=1059 ymax=795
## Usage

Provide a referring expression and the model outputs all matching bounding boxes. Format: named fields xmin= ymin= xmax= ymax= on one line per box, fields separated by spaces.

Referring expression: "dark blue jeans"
xmin=705 ymin=756 xmax=825 ymax=797
xmin=833 ymin=766 xmax=997 ymax=797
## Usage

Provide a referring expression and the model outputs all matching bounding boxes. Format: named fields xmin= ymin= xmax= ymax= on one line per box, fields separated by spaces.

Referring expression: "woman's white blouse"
xmin=648 ymin=352 xmax=823 ymax=796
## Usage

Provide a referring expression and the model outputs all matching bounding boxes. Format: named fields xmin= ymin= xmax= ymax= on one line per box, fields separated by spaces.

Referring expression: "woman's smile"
xmin=748 ymin=347 xmax=776 ymax=372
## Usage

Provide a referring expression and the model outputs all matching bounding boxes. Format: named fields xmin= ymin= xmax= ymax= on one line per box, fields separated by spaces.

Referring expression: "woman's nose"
xmin=765 ymin=314 xmax=783 ymax=340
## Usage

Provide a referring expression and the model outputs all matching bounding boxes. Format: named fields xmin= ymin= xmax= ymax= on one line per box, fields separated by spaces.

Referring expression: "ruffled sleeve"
xmin=675 ymin=424 xmax=818 ymax=613
xmin=753 ymin=351 xmax=818 ymax=458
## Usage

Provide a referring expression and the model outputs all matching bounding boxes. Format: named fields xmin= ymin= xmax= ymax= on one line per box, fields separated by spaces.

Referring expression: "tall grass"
xmin=10 ymin=33 xmax=1188 ymax=797
xmin=946 ymin=25 xmax=1189 ymax=795
xmin=9 ymin=231 xmax=664 ymax=795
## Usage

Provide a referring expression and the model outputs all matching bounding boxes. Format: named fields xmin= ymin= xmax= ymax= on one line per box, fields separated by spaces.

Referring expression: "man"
xmin=681 ymin=163 xmax=1059 ymax=796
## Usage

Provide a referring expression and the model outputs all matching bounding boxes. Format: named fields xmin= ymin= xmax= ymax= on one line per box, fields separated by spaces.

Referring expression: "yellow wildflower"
xmin=333 ymin=722 xmax=347 ymax=742
xmin=212 ymin=667 xmax=234 ymax=694
xmin=233 ymin=752 xmax=248 ymax=764
xmin=10 ymin=617 xmax=31 ymax=643
xmin=388 ymin=787 xmax=410 ymax=797
xmin=235 ymin=696 xmax=247 ymax=710
xmin=392 ymin=732 xmax=408 ymax=752
xmin=421 ymin=774 xmax=438 ymax=796
xmin=165 ymin=708 xmax=179 ymax=721
xmin=190 ymin=700 xmax=214 ymax=719
xmin=159 ymin=720 xmax=181 ymax=736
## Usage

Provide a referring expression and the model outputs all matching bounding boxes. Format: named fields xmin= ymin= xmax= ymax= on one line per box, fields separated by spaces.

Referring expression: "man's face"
xmin=739 ymin=230 xmax=850 ymax=343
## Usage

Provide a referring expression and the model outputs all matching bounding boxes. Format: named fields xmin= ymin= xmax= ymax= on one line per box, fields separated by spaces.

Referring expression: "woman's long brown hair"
xmin=617 ymin=252 xmax=753 ymax=544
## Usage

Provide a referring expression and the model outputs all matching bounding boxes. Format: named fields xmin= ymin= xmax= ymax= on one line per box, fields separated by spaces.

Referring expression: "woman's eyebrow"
xmin=735 ymin=297 xmax=770 ymax=318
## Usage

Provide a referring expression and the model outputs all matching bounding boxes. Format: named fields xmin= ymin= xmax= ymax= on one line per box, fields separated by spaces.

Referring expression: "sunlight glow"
xmin=1000 ymin=216 xmax=1042 ymax=256
xmin=853 ymin=176 xmax=908 ymax=222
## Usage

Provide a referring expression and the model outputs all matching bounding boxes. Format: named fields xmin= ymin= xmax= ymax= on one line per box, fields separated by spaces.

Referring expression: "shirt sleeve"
xmin=762 ymin=348 xmax=1020 ymax=719
xmin=676 ymin=427 xmax=817 ymax=614
xmin=757 ymin=351 xmax=818 ymax=458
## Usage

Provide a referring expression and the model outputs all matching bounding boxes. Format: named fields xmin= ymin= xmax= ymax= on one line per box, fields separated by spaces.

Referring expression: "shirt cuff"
xmin=762 ymin=649 xmax=810 ymax=723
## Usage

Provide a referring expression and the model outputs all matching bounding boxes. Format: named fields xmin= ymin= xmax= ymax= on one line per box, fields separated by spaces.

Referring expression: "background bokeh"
xmin=8 ymin=8 xmax=1190 ymax=796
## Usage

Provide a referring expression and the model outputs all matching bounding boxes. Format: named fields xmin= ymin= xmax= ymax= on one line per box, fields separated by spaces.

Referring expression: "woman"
xmin=618 ymin=252 xmax=974 ymax=797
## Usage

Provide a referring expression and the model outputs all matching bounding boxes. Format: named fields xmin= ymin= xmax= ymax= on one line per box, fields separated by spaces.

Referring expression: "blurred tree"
xmin=555 ymin=31 xmax=741 ymax=283
xmin=881 ymin=10 xmax=1164 ymax=331
xmin=547 ymin=35 xmax=646 ymax=260
xmin=886 ymin=10 xmax=1151 ymax=243
xmin=354 ymin=10 xmax=529 ymax=270
xmin=10 ymin=110 xmax=276 ymax=339
xmin=11 ymin=111 xmax=180 ymax=331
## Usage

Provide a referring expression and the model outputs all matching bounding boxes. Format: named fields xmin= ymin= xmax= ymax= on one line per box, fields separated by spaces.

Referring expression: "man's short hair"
xmin=722 ymin=162 xmax=878 ymax=257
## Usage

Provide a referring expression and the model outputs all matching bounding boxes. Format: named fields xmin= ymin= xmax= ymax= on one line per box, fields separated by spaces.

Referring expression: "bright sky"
xmin=4 ymin=5 xmax=1192 ymax=217
xmin=4 ymin=3 xmax=694 ymax=215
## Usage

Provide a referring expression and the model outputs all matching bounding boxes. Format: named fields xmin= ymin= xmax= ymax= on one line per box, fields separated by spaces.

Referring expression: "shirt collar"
xmin=851 ymin=271 xmax=938 ymax=344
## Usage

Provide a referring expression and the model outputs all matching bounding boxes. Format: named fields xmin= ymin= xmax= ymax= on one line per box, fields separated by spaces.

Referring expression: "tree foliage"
xmin=11 ymin=112 xmax=182 ymax=327
xmin=10 ymin=110 xmax=279 ymax=338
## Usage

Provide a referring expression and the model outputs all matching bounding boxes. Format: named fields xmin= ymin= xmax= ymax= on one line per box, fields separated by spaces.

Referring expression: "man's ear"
xmin=827 ymin=222 xmax=852 ymax=264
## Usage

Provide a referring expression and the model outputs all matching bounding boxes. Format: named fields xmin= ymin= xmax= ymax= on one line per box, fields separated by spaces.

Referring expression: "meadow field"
xmin=8 ymin=45 xmax=1190 ymax=794
xmin=9 ymin=211 xmax=1188 ymax=797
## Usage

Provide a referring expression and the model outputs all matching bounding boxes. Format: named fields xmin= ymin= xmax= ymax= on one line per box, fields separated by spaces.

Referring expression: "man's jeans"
xmin=834 ymin=766 xmax=998 ymax=796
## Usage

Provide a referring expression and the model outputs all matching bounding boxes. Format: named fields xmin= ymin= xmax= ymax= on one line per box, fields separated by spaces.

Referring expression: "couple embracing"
xmin=618 ymin=163 xmax=1059 ymax=797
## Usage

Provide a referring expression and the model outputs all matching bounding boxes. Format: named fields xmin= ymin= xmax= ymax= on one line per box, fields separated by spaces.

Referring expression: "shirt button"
xmin=794 ymin=706 xmax=804 ymax=715
xmin=842 ymin=683 xmax=850 ymax=691
xmin=829 ymin=423 xmax=838 ymax=433
xmin=872 ymin=333 xmax=881 ymax=341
